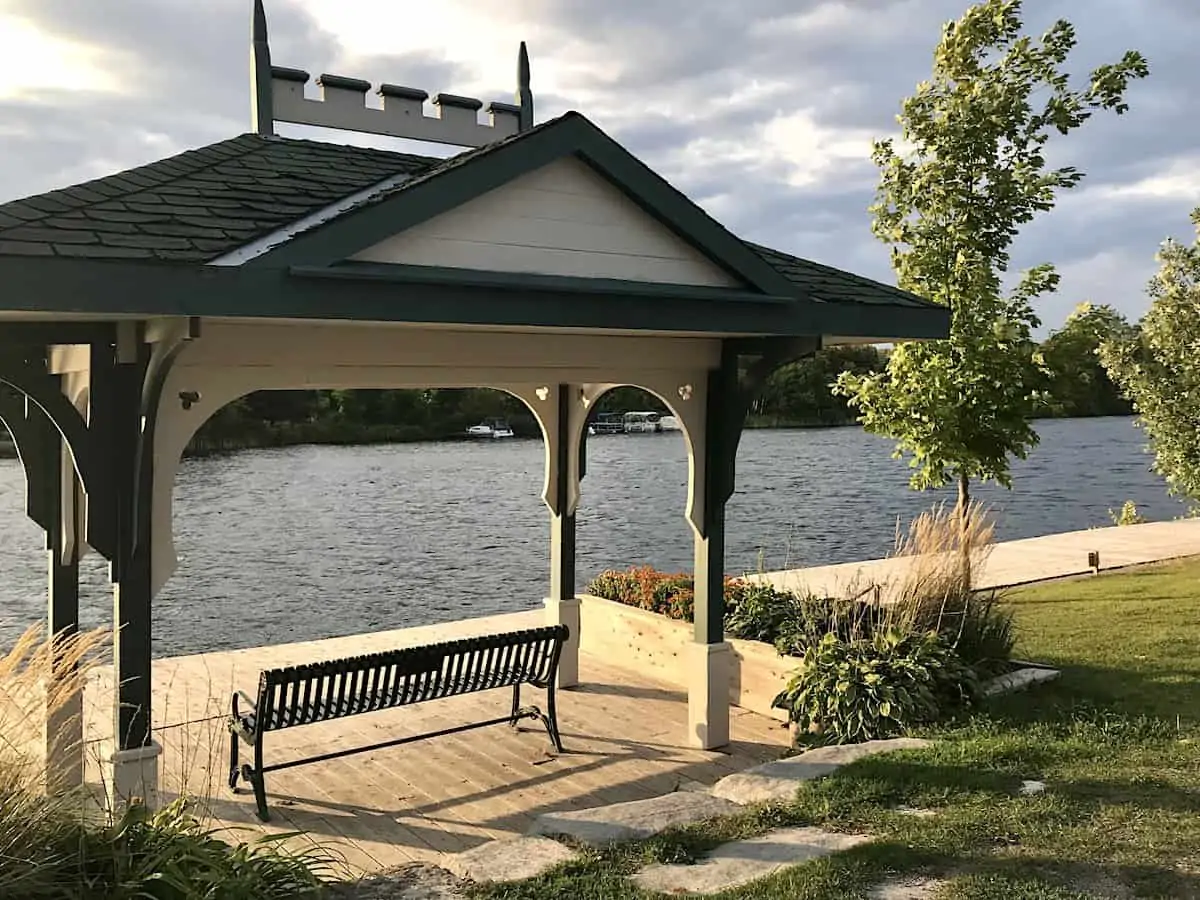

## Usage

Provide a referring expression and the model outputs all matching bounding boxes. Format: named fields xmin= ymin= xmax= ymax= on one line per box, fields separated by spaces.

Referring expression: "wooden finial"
xmin=251 ymin=0 xmax=275 ymax=136
xmin=517 ymin=41 xmax=533 ymax=131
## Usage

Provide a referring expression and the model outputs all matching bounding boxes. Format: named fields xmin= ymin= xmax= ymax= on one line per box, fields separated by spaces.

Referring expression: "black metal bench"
xmin=228 ymin=625 xmax=568 ymax=821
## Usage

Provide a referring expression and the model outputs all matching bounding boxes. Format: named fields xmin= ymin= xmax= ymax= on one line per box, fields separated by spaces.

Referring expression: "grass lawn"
xmin=472 ymin=560 xmax=1200 ymax=900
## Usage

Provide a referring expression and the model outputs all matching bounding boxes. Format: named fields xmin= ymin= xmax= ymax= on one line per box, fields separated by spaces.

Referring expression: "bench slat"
xmin=254 ymin=626 xmax=566 ymax=731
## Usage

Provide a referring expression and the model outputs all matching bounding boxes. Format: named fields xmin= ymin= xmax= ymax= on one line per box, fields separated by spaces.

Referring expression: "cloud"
xmin=0 ymin=0 xmax=1194 ymax=329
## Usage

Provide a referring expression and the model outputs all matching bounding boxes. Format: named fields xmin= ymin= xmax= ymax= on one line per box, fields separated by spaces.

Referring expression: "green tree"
xmin=754 ymin=346 xmax=886 ymax=425
xmin=834 ymin=0 xmax=1148 ymax=513
xmin=1101 ymin=210 xmax=1200 ymax=504
xmin=1040 ymin=302 xmax=1133 ymax=418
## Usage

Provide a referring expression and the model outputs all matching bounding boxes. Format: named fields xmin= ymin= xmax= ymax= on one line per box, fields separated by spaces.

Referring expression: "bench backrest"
xmin=255 ymin=625 xmax=567 ymax=732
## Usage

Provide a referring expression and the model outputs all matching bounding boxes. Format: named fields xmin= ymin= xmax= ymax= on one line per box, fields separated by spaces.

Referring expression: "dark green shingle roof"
xmin=748 ymin=242 xmax=932 ymax=310
xmin=0 ymin=135 xmax=438 ymax=262
xmin=0 ymin=129 xmax=938 ymax=312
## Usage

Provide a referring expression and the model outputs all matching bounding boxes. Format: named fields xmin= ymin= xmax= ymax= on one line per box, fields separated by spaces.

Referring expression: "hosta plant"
xmin=772 ymin=629 xmax=980 ymax=745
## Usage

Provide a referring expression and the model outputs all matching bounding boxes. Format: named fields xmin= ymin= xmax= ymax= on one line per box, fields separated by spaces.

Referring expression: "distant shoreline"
xmin=0 ymin=412 xmax=1136 ymax=462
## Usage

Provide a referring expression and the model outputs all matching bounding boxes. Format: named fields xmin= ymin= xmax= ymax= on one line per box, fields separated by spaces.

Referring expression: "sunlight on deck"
xmin=81 ymin=611 xmax=788 ymax=875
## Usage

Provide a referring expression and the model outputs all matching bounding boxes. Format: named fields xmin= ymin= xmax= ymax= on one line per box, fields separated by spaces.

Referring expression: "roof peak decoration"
xmin=249 ymin=0 xmax=534 ymax=149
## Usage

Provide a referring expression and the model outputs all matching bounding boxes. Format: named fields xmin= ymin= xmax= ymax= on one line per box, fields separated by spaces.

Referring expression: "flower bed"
xmin=584 ymin=543 xmax=1017 ymax=743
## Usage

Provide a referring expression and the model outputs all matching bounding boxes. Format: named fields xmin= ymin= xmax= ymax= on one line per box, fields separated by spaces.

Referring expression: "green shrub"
xmin=1109 ymin=499 xmax=1146 ymax=526
xmin=772 ymin=630 xmax=980 ymax=745
xmin=722 ymin=582 xmax=800 ymax=643
xmin=0 ymin=796 xmax=336 ymax=899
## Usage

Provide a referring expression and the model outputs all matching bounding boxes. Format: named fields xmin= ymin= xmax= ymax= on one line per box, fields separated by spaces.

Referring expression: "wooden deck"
xmin=81 ymin=610 xmax=788 ymax=875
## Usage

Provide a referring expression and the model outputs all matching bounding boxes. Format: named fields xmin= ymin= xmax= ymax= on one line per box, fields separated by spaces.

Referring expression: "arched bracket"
xmin=0 ymin=353 xmax=110 ymax=557
xmin=0 ymin=384 xmax=59 ymax=534
xmin=702 ymin=336 xmax=821 ymax=536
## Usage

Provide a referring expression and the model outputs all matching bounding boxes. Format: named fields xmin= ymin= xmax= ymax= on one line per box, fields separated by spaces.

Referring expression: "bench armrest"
xmin=230 ymin=690 xmax=260 ymax=739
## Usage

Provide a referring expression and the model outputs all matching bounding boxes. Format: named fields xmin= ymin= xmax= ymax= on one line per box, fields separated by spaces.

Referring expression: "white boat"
xmin=591 ymin=413 xmax=625 ymax=435
xmin=465 ymin=418 xmax=514 ymax=439
xmin=623 ymin=411 xmax=662 ymax=433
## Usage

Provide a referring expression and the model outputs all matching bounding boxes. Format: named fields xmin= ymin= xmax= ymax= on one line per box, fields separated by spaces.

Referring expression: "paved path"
xmin=753 ymin=519 xmax=1200 ymax=598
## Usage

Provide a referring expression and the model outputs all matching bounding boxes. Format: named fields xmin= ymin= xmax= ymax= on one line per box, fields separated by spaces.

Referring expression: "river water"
xmin=0 ymin=417 xmax=1185 ymax=656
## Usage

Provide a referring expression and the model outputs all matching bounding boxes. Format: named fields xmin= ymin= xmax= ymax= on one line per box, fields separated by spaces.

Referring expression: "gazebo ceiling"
xmin=0 ymin=107 xmax=947 ymax=342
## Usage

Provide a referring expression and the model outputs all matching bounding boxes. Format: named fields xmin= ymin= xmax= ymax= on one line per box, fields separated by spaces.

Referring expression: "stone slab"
xmin=983 ymin=666 xmax=1061 ymax=697
xmin=712 ymin=738 xmax=932 ymax=805
xmin=328 ymin=863 xmax=464 ymax=899
xmin=442 ymin=836 xmax=578 ymax=884
xmin=633 ymin=826 xmax=872 ymax=895
xmin=527 ymin=791 xmax=741 ymax=845
xmin=870 ymin=876 xmax=948 ymax=899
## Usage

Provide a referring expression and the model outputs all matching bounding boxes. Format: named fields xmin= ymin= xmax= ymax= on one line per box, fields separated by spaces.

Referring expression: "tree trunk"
xmin=956 ymin=472 xmax=973 ymax=590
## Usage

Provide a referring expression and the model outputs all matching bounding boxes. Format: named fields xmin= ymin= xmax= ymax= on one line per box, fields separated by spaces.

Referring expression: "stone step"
xmin=442 ymin=836 xmax=578 ymax=884
xmin=633 ymin=826 xmax=872 ymax=895
xmin=527 ymin=791 xmax=741 ymax=845
xmin=983 ymin=665 xmax=1061 ymax=697
xmin=327 ymin=862 xmax=464 ymax=899
xmin=870 ymin=876 xmax=948 ymax=898
xmin=712 ymin=738 xmax=932 ymax=805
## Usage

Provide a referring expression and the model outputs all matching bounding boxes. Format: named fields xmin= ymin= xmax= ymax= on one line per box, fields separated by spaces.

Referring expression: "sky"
xmin=0 ymin=0 xmax=1196 ymax=331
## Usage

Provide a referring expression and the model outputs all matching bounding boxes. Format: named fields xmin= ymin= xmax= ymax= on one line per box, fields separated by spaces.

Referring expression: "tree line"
xmin=188 ymin=385 xmax=662 ymax=454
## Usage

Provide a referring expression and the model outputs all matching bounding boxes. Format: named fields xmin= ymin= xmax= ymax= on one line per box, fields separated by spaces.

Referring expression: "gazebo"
xmin=0 ymin=1 xmax=948 ymax=808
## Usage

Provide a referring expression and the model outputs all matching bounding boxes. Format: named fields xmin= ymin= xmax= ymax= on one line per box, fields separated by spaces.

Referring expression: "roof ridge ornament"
xmin=249 ymin=1 xmax=534 ymax=148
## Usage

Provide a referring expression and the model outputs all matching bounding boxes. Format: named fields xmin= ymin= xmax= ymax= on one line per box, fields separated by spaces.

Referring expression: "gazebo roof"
xmin=0 ymin=108 xmax=947 ymax=341
xmin=0 ymin=112 xmax=933 ymax=312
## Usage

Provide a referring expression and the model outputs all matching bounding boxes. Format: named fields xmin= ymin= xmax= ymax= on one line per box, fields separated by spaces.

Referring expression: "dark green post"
xmin=92 ymin=339 xmax=155 ymax=754
xmin=45 ymin=449 xmax=82 ymax=792
xmin=549 ymin=383 xmax=576 ymax=601
xmin=693 ymin=345 xmax=740 ymax=645
xmin=546 ymin=383 xmax=580 ymax=687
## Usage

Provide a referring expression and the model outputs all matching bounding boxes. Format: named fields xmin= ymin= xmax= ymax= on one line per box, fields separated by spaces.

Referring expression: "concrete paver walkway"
xmin=753 ymin=519 xmax=1200 ymax=599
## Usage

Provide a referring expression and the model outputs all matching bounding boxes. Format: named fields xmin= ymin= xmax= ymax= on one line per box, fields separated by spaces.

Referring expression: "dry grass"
xmin=0 ymin=626 xmax=347 ymax=897
xmin=833 ymin=503 xmax=1015 ymax=673
xmin=0 ymin=624 xmax=109 ymax=800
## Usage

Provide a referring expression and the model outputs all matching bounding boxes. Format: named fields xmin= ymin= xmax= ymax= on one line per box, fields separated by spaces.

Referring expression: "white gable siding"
xmin=350 ymin=157 xmax=743 ymax=287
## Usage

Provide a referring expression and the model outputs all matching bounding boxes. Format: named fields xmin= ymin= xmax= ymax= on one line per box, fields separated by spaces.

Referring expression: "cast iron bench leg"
xmin=546 ymin=682 xmax=563 ymax=752
xmin=228 ymin=730 xmax=240 ymax=792
xmin=228 ymin=692 xmax=242 ymax=792
xmin=250 ymin=734 xmax=270 ymax=822
xmin=509 ymin=683 xmax=521 ymax=727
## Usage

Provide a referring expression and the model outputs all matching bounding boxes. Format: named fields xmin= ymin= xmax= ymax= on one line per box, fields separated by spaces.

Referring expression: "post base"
xmin=686 ymin=641 xmax=732 ymax=749
xmin=101 ymin=739 xmax=162 ymax=813
xmin=543 ymin=596 xmax=581 ymax=688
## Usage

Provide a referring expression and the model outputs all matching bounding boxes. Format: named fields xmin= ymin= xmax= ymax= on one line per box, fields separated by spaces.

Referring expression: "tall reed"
xmin=0 ymin=625 xmax=344 ymax=898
